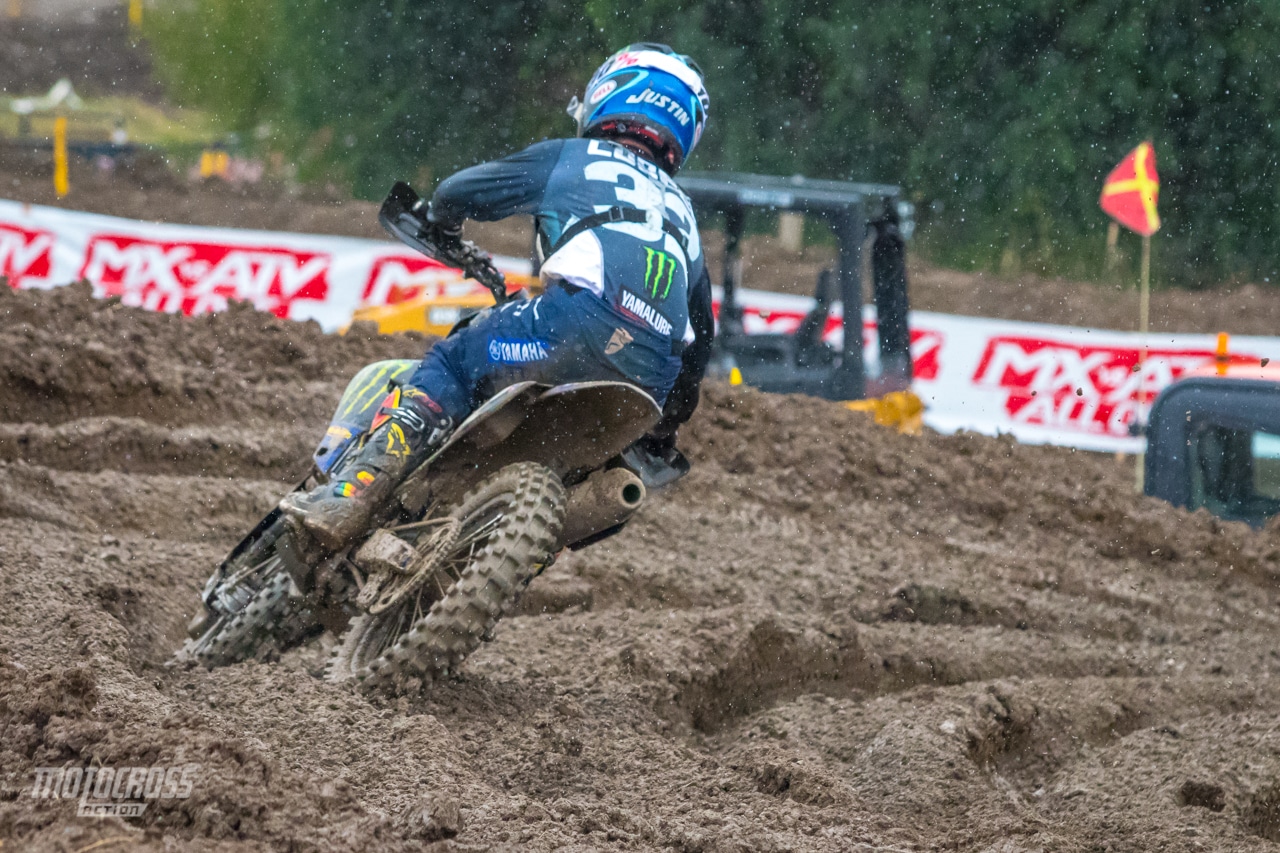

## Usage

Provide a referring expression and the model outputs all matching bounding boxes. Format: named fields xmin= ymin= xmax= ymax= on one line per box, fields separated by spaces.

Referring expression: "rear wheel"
xmin=327 ymin=462 xmax=564 ymax=692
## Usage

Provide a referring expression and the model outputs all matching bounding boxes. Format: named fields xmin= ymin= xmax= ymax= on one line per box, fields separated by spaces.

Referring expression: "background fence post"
xmin=53 ymin=117 xmax=70 ymax=198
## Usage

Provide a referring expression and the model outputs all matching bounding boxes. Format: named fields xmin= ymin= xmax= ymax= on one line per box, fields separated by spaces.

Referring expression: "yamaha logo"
xmin=589 ymin=80 xmax=617 ymax=105
xmin=487 ymin=338 xmax=550 ymax=364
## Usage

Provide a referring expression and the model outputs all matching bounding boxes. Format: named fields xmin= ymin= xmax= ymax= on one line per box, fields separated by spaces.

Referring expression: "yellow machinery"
xmin=845 ymin=390 xmax=925 ymax=435
xmin=349 ymin=272 xmax=541 ymax=337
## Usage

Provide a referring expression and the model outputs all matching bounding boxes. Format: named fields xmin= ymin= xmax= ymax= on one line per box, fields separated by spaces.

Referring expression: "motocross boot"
xmin=281 ymin=387 xmax=452 ymax=550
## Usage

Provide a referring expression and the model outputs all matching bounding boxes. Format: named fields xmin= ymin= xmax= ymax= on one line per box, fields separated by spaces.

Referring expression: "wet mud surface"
xmin=3 ymin=283 xmax=1280 ymax=852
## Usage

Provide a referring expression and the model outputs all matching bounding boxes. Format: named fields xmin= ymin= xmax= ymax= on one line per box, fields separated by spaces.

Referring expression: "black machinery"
xmin=1144 ymin=374 xmax=1280 ymax=528
xmin=677 ymin=172 xmax=912 ymax=401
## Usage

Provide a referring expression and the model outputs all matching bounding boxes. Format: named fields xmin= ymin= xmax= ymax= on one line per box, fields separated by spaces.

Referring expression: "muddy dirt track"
xmin=8 ymin=11 xmax=1280 ymax=850
xmin=4 ymin=278 xmax=1280 ymax=852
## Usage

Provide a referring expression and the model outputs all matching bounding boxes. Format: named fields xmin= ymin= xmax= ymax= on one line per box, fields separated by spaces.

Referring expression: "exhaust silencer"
xmin=560 ymin=467 xmax=646 ymax=548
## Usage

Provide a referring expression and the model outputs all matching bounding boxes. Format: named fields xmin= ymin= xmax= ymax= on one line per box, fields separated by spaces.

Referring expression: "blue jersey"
xmin=428 ymin=138 xmax=704 ymax=346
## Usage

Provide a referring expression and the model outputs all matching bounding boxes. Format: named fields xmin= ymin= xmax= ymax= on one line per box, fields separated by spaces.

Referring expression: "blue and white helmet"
xmin=568 ymin=43 xmax=709 ymax=175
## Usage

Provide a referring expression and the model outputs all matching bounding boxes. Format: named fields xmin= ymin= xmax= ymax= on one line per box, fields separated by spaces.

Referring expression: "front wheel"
xmin=327 ymin=462 xmax=565 ymax=692
xmin=175 ymin=518 xmax=315 ymax=667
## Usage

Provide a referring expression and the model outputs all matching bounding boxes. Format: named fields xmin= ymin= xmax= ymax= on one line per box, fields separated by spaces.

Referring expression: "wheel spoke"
xmin=377 ymin=602 xmax=409 ymax=660
xmin=396 ymin=605 xmax=409 ymax=647
xmin=224 ymin=553 xmax=275 ymax=591
xmin=390 ymin=514 xmax=453 ymax=534
xmin=454 ymin=514 xmax=504 ymax=548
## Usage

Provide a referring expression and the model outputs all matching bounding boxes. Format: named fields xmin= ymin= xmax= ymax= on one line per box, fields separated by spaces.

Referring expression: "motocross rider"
xmin=283 ymin=44 xmax=715 ymax=548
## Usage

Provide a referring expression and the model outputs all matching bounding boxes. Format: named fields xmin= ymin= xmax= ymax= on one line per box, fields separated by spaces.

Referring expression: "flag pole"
xmin=1139 ymin=233 xmax=1151 ymax=347
xmin=1105 ymin=221 xmax=1119 ymax=279
xmin=1134 ymin=233 xmax=1151 ymax=493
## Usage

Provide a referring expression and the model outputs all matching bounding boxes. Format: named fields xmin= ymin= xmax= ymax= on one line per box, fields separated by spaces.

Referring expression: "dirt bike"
xmin=175 ymin=183 xmax=688 ymax=691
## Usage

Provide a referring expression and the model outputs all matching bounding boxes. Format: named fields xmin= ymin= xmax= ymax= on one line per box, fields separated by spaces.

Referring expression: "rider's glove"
xmin=423 ymin=219 xmax=464 ymax=253
xmin=421 ymin=203 xmax=464 ymax=250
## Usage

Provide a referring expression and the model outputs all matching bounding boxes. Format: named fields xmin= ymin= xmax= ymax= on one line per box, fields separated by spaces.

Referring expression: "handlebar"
xmin=378 ymin=181 xmax=510 ymax=305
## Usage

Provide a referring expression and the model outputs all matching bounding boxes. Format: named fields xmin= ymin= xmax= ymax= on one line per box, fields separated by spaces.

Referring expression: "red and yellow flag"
xmin=1100 ymin=142 xmax=1160 ymax=236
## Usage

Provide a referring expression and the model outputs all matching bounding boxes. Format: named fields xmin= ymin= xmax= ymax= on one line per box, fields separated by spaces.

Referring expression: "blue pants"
xmin=408 ymin=285 xmax=683 ymax=423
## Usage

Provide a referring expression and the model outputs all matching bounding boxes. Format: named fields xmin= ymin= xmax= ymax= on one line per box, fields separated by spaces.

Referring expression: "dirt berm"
xmin=3 ymin=281 xmax=1280 ymax=852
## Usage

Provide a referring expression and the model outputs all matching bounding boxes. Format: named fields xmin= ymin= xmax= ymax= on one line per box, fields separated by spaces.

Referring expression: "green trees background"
xmin=145 ymin=0 xmax=1280 ymax=285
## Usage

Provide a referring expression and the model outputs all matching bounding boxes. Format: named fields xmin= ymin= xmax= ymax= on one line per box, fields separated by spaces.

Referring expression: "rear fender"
xmin=398 ymin=381 xmax=661 ymax=509
xmin=517 ymin=382 xmax=663 ymax=473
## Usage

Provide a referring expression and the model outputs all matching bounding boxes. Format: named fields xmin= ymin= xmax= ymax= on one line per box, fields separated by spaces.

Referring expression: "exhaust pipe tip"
xmin=561 ymin=468 xmax=647 ymax=548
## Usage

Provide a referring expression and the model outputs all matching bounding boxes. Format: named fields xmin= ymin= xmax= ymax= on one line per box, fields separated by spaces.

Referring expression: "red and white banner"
xmin=5 ymin=198 xmax=1278 ymax=453
xmin=0 ymin=198 xmax=527 ymax=329
xmin=723 ymin=288 xmax=1280 ymax=453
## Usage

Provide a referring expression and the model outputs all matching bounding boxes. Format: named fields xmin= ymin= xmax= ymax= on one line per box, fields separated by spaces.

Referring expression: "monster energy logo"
xmin=643 ymin=247 xmax=677 ymax=299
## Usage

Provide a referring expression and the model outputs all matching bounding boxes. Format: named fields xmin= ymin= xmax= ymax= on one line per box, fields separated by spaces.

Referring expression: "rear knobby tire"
xmin=327 ymin=461 xmax=564 ymax=693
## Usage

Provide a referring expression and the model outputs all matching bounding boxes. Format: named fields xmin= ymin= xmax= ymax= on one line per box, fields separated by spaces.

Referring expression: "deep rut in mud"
xmin=4 ymin=283 xmax=1280 ymax=852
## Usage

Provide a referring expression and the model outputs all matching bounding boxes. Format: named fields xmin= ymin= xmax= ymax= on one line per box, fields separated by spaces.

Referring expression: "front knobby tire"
xmin=176 ymin=519 xmax=312 ymax=667
xmin=327 ymin=462 xmax=565 ymax=693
